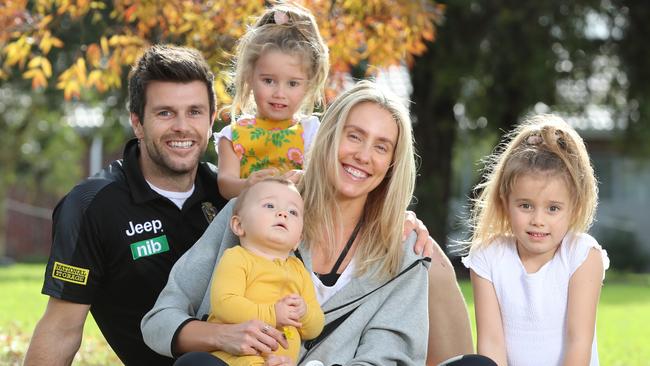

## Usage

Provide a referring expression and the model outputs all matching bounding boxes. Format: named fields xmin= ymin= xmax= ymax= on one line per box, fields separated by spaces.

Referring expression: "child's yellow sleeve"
xmin=209 ymin=248 xmax=277 ymax=326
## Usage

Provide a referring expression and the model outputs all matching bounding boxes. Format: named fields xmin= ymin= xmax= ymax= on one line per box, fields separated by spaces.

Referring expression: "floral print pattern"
xmin=231 ymin=117 xmax=305 ymax=178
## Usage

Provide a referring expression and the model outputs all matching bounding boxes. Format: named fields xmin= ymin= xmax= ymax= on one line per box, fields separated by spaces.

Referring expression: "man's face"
xmin=131 ymin=80 xmax=214 ymax=187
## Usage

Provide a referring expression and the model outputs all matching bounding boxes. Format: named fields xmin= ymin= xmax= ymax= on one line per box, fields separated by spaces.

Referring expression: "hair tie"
xmin=554 ymin=130 xmax=567 ymax=149
xmin=274 ymin=11 xmax=289 ymax=25
xmin=525 ymin=134 xmax=543 ymax=145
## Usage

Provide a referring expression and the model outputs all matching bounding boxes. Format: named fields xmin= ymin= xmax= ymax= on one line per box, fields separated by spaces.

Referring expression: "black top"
xmin=315 ymin=221 xmax=362 ymax=287
xmin=42 ymin=138 xmax=227 ymax=365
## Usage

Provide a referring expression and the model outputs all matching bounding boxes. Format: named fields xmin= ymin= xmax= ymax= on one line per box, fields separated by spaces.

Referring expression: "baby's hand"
xmin=264 ymin=354 xmax=295 ymax=366
xmin=284 ymin=294 xmax=306 ymax=319
xmin=245 ymin=168 xmax=280 ymax=187
xmin=274 ymin=295 xmax=304 ymax=328
xmin=275 ymin=297 xmax=302 ymax=328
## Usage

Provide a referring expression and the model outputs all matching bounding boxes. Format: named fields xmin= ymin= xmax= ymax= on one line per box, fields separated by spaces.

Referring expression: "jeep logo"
xmin=125 ymin=219 xmax=163 ymax=237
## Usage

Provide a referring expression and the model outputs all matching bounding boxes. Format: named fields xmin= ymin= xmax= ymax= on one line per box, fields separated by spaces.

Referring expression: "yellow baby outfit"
xmin=231 ymin=117 xmax=305 ymax=178
xmin=208 ymin=246 xmax=324 ymax=365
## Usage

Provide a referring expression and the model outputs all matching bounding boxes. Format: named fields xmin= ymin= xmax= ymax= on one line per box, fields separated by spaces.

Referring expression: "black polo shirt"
xmin=42 ymin=138 xmax=227 ymax=365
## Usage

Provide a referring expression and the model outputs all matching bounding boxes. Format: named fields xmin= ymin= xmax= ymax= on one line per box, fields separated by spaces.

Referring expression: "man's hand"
xmin=403 ymin=210 xmax=435 ymax=257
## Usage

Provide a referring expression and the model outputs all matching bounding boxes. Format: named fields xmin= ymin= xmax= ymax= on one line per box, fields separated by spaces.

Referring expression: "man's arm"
xmin=24 ymin=297 xmax=90 ymax=366
xmin=426 ymin=253 xmax=474 ymax=365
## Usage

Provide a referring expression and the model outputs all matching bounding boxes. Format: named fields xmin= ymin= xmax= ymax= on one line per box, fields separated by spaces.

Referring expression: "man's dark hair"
xmin=128 ymin=44 xmax=216 ymax=122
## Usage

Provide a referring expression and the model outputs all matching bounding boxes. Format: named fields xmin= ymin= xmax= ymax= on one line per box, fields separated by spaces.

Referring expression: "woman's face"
xmin=335 ymin=102 xmax=398 ymax=205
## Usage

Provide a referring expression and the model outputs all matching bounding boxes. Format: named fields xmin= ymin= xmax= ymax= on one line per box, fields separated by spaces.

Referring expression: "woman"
xmin=141 ymin=81 xmax=479 ymax=365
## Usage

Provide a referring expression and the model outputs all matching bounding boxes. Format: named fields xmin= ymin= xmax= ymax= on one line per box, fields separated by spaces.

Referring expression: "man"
xmin=24 ymin=45 xmax=229 ymax=365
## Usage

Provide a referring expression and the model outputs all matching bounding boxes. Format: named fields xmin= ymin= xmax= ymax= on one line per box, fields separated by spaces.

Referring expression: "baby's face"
xmin=237 ymin=181 xmax=304 ymax=257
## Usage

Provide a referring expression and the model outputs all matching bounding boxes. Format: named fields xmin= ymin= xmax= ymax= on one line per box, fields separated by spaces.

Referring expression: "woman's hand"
xmin=213 ymin=320 xmax=289 ymax=356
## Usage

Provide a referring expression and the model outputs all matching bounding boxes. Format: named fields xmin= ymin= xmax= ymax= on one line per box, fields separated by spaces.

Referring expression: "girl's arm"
xmin=217 ymin=138 xmax=279 ymax=199
xmin=217 ymin=138 xmax=248 ymax=199
xmin=563 ymin=248 xmax=604 ymax=366
xmin=471 ymin=269 xmax=507 ymax=366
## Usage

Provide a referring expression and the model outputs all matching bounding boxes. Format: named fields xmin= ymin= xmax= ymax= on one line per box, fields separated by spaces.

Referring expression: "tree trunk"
xmin=411 ymin=50 xmax=458 ymax=251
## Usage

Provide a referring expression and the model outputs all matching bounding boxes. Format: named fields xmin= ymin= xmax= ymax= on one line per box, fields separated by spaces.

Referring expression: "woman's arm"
xmin=141 ymin=201 xmax=288 ymax=357
xmin=350 ymin=237 xmax=431 ymax=365
xmin=563 ymin=248 xmax=604 ymax=366
xmin=141 ymin=201 xmax=234 ymax=356
xmin=471 ymin=270 xmax=507 ymax=366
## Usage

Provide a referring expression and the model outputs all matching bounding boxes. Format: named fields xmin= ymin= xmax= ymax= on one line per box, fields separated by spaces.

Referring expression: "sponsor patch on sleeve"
xmin=52 ymin=261 xmax=90 ymax=285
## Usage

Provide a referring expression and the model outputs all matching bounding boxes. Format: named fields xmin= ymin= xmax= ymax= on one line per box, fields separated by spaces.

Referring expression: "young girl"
xmin=462 ymin=114 xmax=609 ymax=366
xmin=214 ymin=3 xmax=329 ymax=199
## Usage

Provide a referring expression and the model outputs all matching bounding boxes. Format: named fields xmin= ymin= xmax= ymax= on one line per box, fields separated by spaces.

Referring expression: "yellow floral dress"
xmin=216 ymin=116 xmax=320 ymax=178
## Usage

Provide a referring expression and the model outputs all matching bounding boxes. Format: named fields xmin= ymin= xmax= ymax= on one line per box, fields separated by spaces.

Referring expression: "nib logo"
xmin=130 ymin=235 xmax=169 ymax=260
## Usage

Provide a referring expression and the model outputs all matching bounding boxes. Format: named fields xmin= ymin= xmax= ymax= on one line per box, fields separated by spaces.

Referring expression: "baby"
xmin=207 ymin=177 xmax=324 ymax=365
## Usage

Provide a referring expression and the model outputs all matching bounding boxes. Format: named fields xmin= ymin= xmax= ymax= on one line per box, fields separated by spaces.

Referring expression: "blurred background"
xmin=1 ymin=0 xmax=649 ymax=364
xmin=2 ymin=0 xmax=649 ymax=272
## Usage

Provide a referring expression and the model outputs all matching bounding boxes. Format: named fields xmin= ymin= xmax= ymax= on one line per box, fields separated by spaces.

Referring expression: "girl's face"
xmin=251 ymin=49 xmax=309 ymax=121
xmin=505 ymin=173 xmax=572 ymax=268
xmin=334 ymin=102 xmax=398 ymax=206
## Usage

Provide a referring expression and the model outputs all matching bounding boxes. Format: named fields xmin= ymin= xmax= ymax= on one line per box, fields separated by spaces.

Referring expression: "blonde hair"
xmin=233 ymin=176 xmax=299 ymax=216
xmin=301 ymin=80 xmax=416 ymax=279
xmin=228 ymin=3 xmax=329 ymax=118
xmin=469 ymin=114 xmax=598 ymax=251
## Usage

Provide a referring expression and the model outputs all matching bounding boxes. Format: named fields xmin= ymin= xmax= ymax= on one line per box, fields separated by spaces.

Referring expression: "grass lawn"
xmin=459 ymin=272 xmax=650 ymax=366
xmin=1 ymin=263 xmax=120 ymax=365
xmin=2 ymin=263 xmax=649 ymax=365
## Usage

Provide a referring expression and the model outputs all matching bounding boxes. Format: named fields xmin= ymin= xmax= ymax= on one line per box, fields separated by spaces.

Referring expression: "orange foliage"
xmin=0 ymin=0 xmax=442 ymax=101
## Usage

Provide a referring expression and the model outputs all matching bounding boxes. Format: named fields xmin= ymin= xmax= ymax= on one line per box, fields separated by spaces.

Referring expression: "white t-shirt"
xmin=462 ymin=233 xmax=609 ymax=366
xmin=146 ymin=181 xmax=194 ymax=210
xmin=213 ymin=115 xmax=320 ymax=155
xmin=310 ymin=260 xmax=355 ymax=306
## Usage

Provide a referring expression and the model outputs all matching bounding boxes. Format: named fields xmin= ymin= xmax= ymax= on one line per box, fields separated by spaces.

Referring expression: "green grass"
xmin=459 ymin=275 xmax=650 ymax=366
xmin=0 ymin=263 xmax=120 ymax=365
xmin=2 ymin=263 xmax=650 ymax=365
